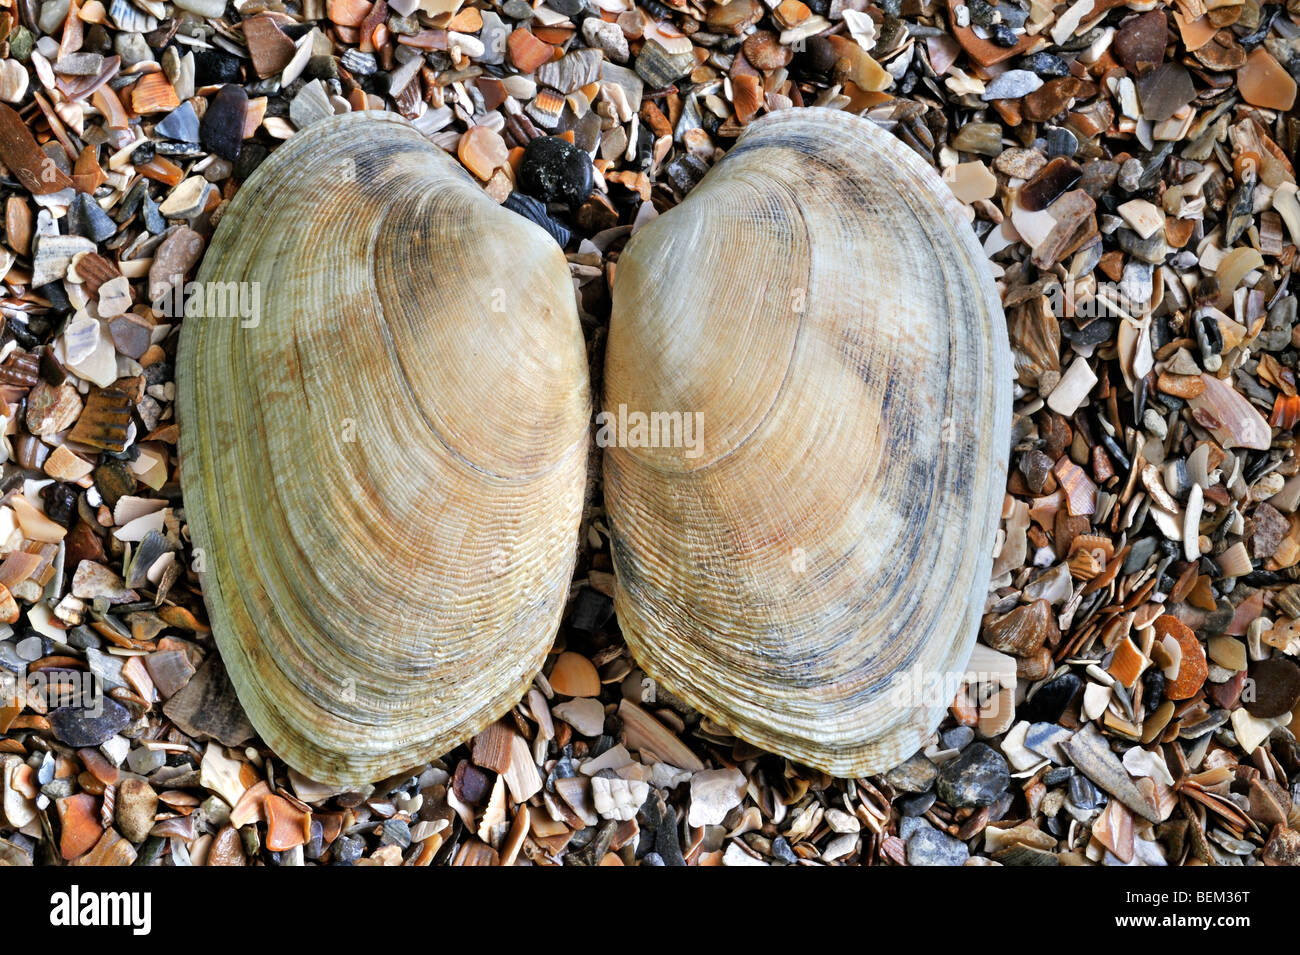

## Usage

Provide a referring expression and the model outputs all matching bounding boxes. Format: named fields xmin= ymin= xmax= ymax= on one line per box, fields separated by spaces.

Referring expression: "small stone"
xmin=148 ymin=225 xmax=204 ymax=305
xmin=1068 ymin=773 xmax=1101 ymax=809
xmin=1020 ymin=51 xmax=1070 ymax=76
xmin=951 ymin=121 xmax=1003 ymax=156
xmin=1041 ymin=125 xmax=1079 ymax=158
xmin=1114 ymin=9 xmax=1167 ymax=77
xmin=55 ymin=52 xmax=104 ymax=76
xmin=507 ymin=29 xmax=553 ymax=74
xmin=981 ymin=68 xmax=1043 ymax=100
xmin=173 ymin=0 xmax=227 ymax=15
xmin=1136 ymin=62 xmax=1195 ymax=121
xmin=57 ymin=794 xmax=102 ymax=860
xmin=116 ymin=777 xmax=158 ymax=842
xmin=897 ymin=791 xmax=936 ymax=816
xmin=26 ymin=381 xmax=82 ymax=435
xmin=1019 ymin=157 xmax=1082 ymax=212
xmin=906 ymin=827 xmax=970 ymax=866
xmin=1018 ymin=673 xmax=1081 ymax=723
xmin=936 ymin=743 xmax=1010 ymax=808
xmin=582 ymin=17 xmax=628 ymax=62
xmin=1246 ymin=657 xmax=1300 ymax=718
xmin=127 ymin=746 xmax=166 ymax=774
xmin=50 ymin=698 xmax=132 ymax=748
xmin=519 ymin=135 xmax=593 ymax=207
xmin=478 ymin=12 xmax=509 ymax=66
xmin=994 ymin=147 xmax=1046 ymax=179
xmin=200 ymin=85 xmax=247 ymax=161
xmin=941 ymin=725 xmax=975 ymax=750
xmin=67 ymin=193 xmax=117 ymax=242
xmin=886 ymin=753 xmax=939 ymax=793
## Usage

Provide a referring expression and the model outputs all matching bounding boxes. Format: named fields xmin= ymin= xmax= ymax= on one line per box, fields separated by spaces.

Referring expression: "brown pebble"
xmin=1114 ymin=10 xmax=1167 ymax=77
xmin=1246 ymin=656 xmax=1300 ymax=718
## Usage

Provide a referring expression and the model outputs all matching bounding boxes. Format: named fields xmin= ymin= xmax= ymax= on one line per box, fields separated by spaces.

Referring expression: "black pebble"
xmin=200 ymin=84 xmax=248 ymax=162
xmin=547 ymin=0 xmax=584 ymax=14
xmin=50 ymin=698 xmax=132 ymax=748
xmin=192 ymin=49 xmax=242 ymax=86
xmin=518 ymin=135 xmax=593 ymax=208
xmin=990 ymin=23 xmax=1019 ymax=46
xmin=41 ymin=483 xmax=78 ymax=527
xmin=234 ymin=143 xmax=270 ymax=183
xmin=1018 ymin=673 xmax=1082 ymax=723
xmin=1021 ymin=52 xmax=1071 ymax=76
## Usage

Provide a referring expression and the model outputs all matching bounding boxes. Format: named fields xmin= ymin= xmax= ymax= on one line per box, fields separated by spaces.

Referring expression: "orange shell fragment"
xmin=1154 ymin=614 xmax=1207 ymax=700
xmin=264 ymin=793 xmax=312 ymax=851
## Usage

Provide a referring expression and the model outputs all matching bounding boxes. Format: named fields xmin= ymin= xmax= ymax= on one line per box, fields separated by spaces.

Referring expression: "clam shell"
xmin=178 ymin=113 xmax=589 ymax=785
xmin=603 ymin=108 xmax=1011 ymax=776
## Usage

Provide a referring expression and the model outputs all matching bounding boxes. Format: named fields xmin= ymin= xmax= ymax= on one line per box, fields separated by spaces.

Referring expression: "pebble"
xmin=935 ymin=743 xmax=1010 ymax=808
xmin=583 ymin=18 xmax=628 ymax=63
xmin=1018 ymin=673 xmax=1081 ymax=723
xmin=518 ymin=135 xmax=593 ymax=208
xmin=116 ymin=777 xmax=158 ymax=843
xmin=896 ymin=791 xmax=936 ymax=816
xmin=200 ymin=85 xmax=248 ymax=161
xmin=940 ymin=725 xmax=974 ymax=750
xmin=1036 ymin=131 xmax=1078 ymax=166
xmin=1245 ymin=657 xmax=1300 ymax=718
xmin=981 ymin=69 xmax=1043 ymax=100
xmin=885 ymin=752 xmax=939 ymax=793
xmin=67 ymin=193 xmax=117 ymax=242
xmin=457 ymin=125 xmax=508 ymax=181
xmin=50 ymin=698 xmax=132 ymax=748
xmin=1067 ymin=772 xmax=1101 ymax=809
xmin=906 ymin=827 xmax=970 ymax=866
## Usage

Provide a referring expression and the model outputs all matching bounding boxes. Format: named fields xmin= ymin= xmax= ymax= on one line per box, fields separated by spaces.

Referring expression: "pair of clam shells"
xmin=177 ymin=109 xmax=1010 ymax=785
